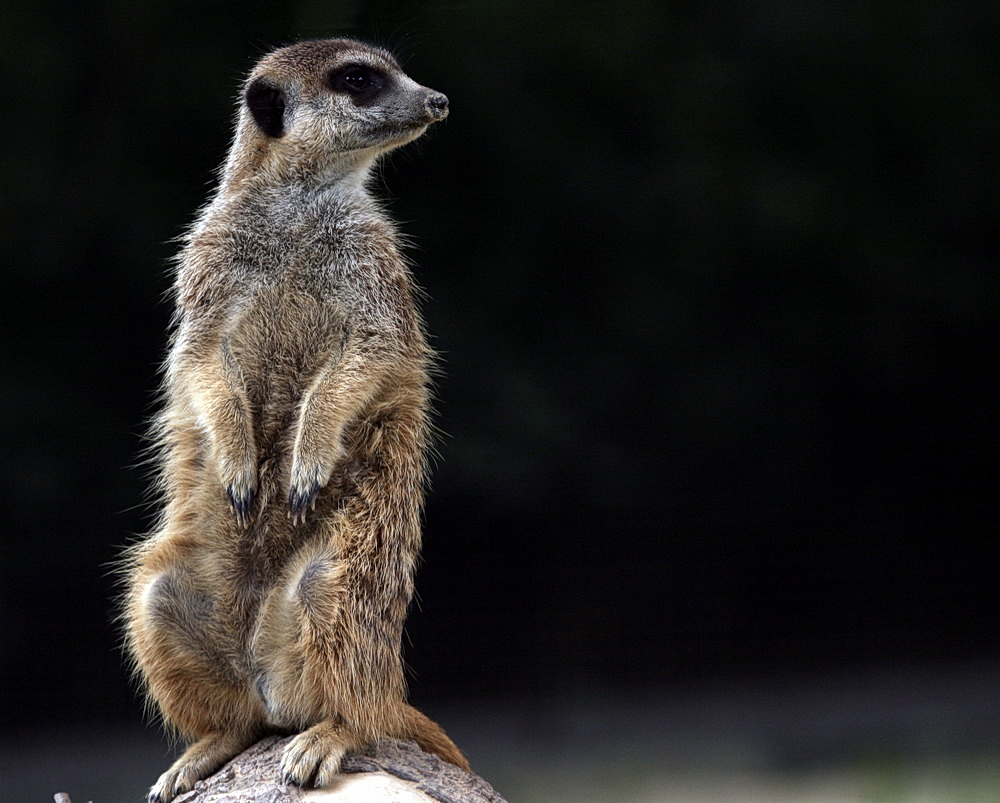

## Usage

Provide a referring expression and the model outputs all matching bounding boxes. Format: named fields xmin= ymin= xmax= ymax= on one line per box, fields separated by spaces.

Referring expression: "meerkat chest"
xmin=225 ymin=283 xmax=344 ymax=390
xmin=184 ymin=193 xmax=407 ymax=397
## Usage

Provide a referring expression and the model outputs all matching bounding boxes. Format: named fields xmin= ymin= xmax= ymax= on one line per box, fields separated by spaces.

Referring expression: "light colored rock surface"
xmin=302 ymin=772 xmax=435 ymax=802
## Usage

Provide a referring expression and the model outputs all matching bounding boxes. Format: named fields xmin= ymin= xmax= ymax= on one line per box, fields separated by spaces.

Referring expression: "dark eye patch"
xmin=327 ymin=64 xmax=387 ymax=105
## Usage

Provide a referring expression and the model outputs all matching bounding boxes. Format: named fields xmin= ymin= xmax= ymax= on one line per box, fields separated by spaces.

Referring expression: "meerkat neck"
xmin=205 ymin=165 xmax=379 ymax=226
xmin=219 ymin=133 xmax=380 ymax=198
xmin=223 ymin=168 xmax=375 ymax=204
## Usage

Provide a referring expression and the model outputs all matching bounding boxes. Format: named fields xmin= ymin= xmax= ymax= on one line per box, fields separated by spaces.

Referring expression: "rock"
xmin=161 ymin=737 xmax=506 ymax=803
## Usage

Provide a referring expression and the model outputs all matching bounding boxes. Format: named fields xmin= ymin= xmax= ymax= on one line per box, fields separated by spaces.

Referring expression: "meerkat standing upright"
xmin=123 ymin=39 xmax=466 ymax=802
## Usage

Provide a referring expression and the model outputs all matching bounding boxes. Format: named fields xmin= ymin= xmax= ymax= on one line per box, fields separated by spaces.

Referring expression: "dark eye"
xmin=328 ymin=65 xmax=385 ymax=103
xmin=342 ymin=68 xmax=371 ymax=92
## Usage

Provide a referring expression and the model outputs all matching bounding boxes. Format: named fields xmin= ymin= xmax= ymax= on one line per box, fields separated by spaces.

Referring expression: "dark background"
xmin=1 ymin=0 xmax=997 ymax=797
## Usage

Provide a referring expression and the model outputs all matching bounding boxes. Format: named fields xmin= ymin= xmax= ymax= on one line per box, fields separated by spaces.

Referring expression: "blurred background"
xmin=1 ymin=1 xmax=997 ymax=801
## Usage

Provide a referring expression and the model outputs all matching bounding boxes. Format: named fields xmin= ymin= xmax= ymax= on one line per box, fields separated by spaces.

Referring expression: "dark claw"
xmin=227 ymin=485 xmax=256 ymax=527
xmin=287 ymin=482 xmax=320 ymax=525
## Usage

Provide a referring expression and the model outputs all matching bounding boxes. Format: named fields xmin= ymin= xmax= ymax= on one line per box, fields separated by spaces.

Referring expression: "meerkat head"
xmin=228 ymin=39 xmax=448 ymax=186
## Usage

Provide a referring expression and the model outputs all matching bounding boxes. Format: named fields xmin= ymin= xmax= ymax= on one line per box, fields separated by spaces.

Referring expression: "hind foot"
xmin=148 ymin=731 xmax=255 ymax=802
xmin=281 ymin=719 xmax=358 ymax=789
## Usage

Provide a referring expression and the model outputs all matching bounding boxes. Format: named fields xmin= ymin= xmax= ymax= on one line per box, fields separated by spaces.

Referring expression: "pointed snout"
xmin=425 ymin=91 xmax=449 ymax=122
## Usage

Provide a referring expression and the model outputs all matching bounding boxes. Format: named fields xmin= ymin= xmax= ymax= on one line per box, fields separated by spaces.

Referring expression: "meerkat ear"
xmin=246 ymin=78 xmax=286 ymax=138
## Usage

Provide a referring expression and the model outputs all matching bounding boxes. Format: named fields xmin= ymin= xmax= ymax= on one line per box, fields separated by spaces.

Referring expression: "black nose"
xmin=426 ymin=92 xmax=449 ymax=120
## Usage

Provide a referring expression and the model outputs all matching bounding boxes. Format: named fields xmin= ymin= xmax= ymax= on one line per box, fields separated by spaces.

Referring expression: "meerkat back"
xmin=123 ymin=39 xmax=467 ymax=803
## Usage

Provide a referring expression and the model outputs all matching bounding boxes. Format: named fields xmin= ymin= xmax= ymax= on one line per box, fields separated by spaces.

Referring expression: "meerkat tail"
xmin=401 ymin=704 xmax=472 ymax=772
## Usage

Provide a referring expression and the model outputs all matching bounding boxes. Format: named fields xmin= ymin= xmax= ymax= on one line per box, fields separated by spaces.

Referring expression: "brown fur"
xmin=122 ymin=39 xmax=466 ymax=802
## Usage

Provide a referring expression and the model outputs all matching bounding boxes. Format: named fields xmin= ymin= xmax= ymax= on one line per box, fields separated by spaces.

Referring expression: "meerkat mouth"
xmin=366 ymin=123 xmax=431 ymax=150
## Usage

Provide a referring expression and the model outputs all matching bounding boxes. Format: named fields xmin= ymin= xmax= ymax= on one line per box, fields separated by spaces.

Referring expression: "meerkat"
xmin=122 ymin=38 xmax=466 ymax=803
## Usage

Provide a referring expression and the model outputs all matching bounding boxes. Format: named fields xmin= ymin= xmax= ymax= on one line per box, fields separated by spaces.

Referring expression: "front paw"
xmin=226 ymin=482 xmax=256 ymax=527
xmin=288 ymin=435 xmax=348 ymax=525
xmin=287 ymin=458 xmax=328 ymax=526
xmin=222 ymin=464 xmax=258 ymax=527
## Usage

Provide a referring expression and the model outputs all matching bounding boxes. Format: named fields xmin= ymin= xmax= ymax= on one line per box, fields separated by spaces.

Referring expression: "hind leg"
xmin=251 ymin=542 xmax=408 ymax=787
xmin=254 ymin=541 xmax=468 ymax=788
xmin=252 ymin=546 xmax=375 ymax=786
xmin=129 ymin=567 xmax=264 ymax=802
